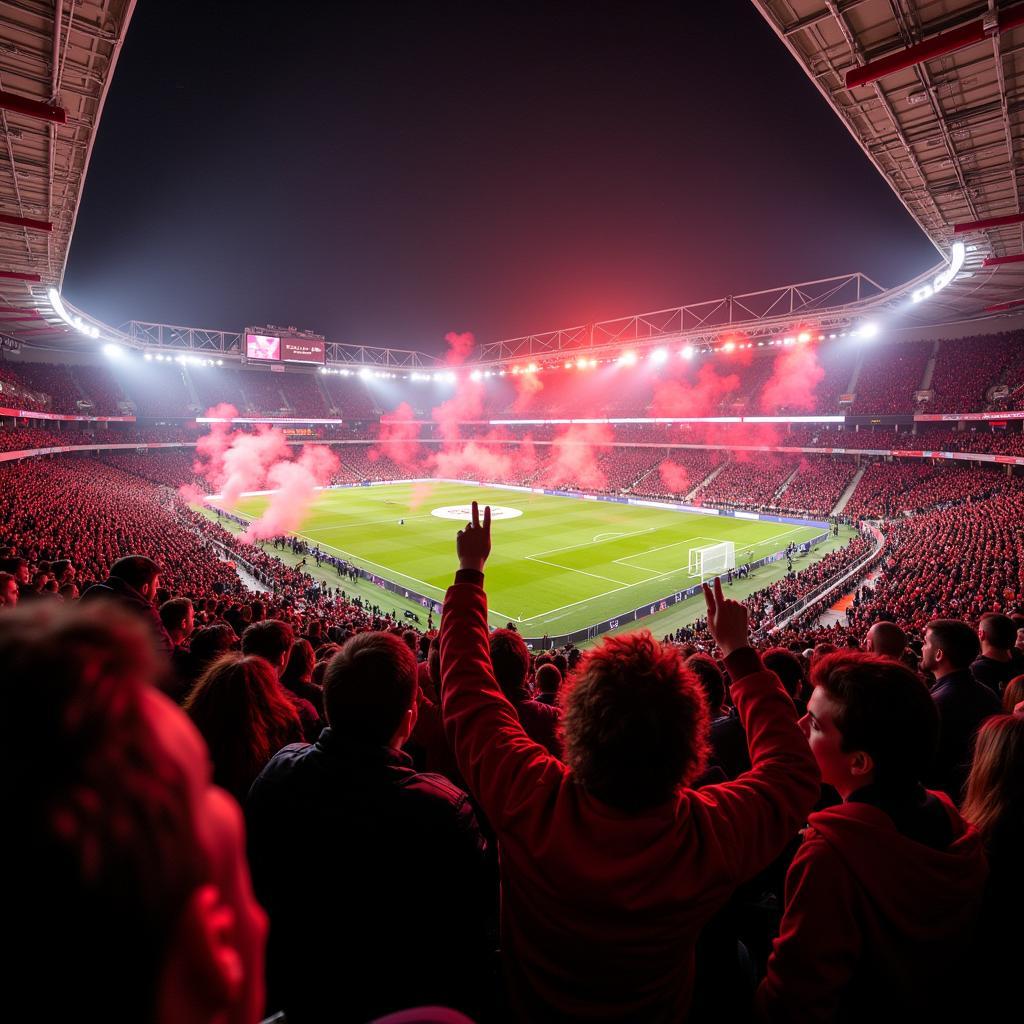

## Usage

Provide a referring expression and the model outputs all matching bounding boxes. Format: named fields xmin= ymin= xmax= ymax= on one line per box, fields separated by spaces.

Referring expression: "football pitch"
xmin=229 ymin=481 xmax=826 ymax=637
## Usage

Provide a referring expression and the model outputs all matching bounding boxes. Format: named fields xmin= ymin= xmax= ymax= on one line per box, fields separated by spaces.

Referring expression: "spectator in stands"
xmin=920 ymin=620 xmax=1002 ymax=800
xmin=865 ymin=620 xmax=907 ymax=661
xmin=4 ymin=602 xmax=266 ymax=1024
xmin=0 ymin=570 xmax=17 ymax=607
xmin=81 ymin=554 xmax=173 ymax=655
xmin=757 ymin=651 xmax=988 ymax=1023
xmin=961 ymin=714 xmax=1024 ymax=1011
xmin=762 ymin=646 xmax=808 ymax=714
xmin=534 ymin=660 xmax=562 ymax=705
xmin=160 ymin=597 xmax=196 ymax=702
xmin=439 ymin=503 xmax=819 ymax=1021
xmin=178 ymin=623 xmax=237 ymax=698
xmin=185 ymin=654 xmax=303 ymax=804
xmin=491 ymin=627 xmax=562 ymax=757
xmin=686 ymin=652 xmax=727 ymax=718
xmin=971 ymin=612 xmax=1023 ymax=695
xmin=281 ymin=637 xmax=323 ymax=717
xmin=1003 ymin=675 xmax=1024 ymax=714
xmin=246 ymin=631 xmax=491 ymax=1023
xmin=242 ymin=620 xmax=321 ymax=741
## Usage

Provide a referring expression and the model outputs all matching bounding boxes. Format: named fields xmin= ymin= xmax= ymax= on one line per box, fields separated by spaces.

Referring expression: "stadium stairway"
xmin=831 ymin=464 xmax=866 ymax=515
xmin=773 ymin=466 xmax=800 ymax=502
xmin=686 ymin=462 xmax=726 ymax=501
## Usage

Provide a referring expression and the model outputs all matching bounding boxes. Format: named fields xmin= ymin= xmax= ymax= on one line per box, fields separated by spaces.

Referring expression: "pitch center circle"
xmin=431 ymin=504 xmax=523 ymax=521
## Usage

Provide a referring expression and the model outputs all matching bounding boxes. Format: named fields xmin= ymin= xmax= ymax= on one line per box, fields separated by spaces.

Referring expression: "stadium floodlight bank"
xmin=688 ymin=541 xmax=736 ymax=580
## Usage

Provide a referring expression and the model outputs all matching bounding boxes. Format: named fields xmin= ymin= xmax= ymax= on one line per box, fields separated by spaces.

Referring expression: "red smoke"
xmin=432 ymin=381 xmax=485 ymax=442
xmin=443 ymin=330 xmax=476 ymax=366
xmin=374 ymin=401 xmax=421 ymax=467
xmin=543 ymin=423 xmax=613 ymax=490
xmin=245 ymin=444 xmax=340 ymax=540
xmin=188 ymin=404 xmax=342 ymax=542
xmin=658 ymin=460 xmax=690 ymax=495
xmin=512 ymin=372 xmax=543 ymax=413
xmin=760 ymin=346 xmax=825 ymax=413
xmin=647 ymin=363 xmax=740 ymax=418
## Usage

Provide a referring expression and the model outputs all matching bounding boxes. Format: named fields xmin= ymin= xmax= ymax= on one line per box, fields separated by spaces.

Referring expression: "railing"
xmin=769 ymin=522 xmax=886 ymax=633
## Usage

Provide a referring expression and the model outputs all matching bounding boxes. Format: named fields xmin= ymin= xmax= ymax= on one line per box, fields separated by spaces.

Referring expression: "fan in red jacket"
xmin=756 ymin=651 xmax=989 ymax=1023
xmin=439 ymin=502 xmax=820 ymax=1022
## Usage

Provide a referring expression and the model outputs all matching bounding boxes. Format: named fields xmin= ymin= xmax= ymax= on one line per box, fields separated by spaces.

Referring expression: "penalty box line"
xmin=519 ymin=523 xmax=821 ymax=627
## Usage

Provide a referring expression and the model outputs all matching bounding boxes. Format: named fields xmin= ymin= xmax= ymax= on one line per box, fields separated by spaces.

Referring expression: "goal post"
xmin=687 ymin=541 xmax=736 ymax=579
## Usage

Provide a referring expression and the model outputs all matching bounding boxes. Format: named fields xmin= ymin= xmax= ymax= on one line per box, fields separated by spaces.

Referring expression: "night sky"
xmin=62 ymin=0 xmax=938 ymax=355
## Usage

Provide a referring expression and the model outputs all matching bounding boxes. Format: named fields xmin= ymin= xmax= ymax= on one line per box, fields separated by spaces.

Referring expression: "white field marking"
xmin=297 ymin=495 xmax=536 ymax=534
xmin=613 ymin=535 xmax=723 ymax=566
xmin=523 ymin=554 xmax=636 ymax=587
xmin=520 ymin=524 xmax=820 ymax=625
xmin=525 ymin=526 xmax=658 ymax=560
xmin=593 ymin=531 xmax=630 ymax=542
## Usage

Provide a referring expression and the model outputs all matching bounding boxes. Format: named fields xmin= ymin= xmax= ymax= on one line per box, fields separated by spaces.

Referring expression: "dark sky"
xmin=63 ymin=0 xmax=938 ymax=355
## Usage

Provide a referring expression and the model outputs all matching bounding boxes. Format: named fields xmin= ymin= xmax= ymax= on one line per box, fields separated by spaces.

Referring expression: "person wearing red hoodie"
xmin=757 ymin=651 xmax=989 ymax=1024
xmin=439 ymin=502 xmax=820 ymax=1022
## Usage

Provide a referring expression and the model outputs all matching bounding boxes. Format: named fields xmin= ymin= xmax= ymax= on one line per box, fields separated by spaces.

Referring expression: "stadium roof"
xmin=0 ymin=0 xmax=135 ymax=348
xmin=753 ymin=0 xmax=1024 ymax=320
xmin=2 ymin=1 xmax=1022 ymax=365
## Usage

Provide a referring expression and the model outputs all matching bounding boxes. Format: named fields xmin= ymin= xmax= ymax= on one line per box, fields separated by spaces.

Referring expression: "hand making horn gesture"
xmin=457 ymin=500 xmax=492 ymax=574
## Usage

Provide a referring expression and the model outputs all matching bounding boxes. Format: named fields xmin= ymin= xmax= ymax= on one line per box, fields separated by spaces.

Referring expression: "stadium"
xmin=2 ymin=3 xmax=1021 ymax=1024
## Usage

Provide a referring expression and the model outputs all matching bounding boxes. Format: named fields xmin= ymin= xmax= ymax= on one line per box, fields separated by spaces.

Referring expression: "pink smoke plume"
xmin=431 ymin=433 xmax=536 ymax=483
xmin=374 ymin=402 xmax=421 ymax=467
xmin=189 ymin=403 xmax=341 ymax=542
xmin=543 ymin=423 xmax=613 ymax=490
xmin=760 ymin=346 xmax=825 ymax=413
xmin=443 ymin=330 xmax=476 ymax=366
xmin=219 ymin=427 xmax=292 ymax=508
xmin=431 ymin=380 xmax=485 ymax=442
xmin=178 ymin=482 xmax=207 ymax=505
xmin=191 ymin=402 xmax=240 ymax=489
xmin=658 ymin=460 xmax=690 ymax=495
xmin=408 ymin=481 xmax=436 ymax=511
xmin=647 ymin=363 xmax=740 ymax=418
xmin=512 ymin=371 xmax=543 ymax=413
xmin=243 ymin=444 xmax=340 ymax=541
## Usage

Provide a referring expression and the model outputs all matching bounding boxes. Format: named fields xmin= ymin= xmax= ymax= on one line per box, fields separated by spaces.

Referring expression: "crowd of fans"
xmin=5 ymin=457 xmax=1020 ymax=1022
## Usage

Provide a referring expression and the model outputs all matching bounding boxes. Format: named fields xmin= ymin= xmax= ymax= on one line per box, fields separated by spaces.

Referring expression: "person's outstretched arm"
xmin=695 ymin=578 xmax=820 ymax=882
xmin=439 ymin=502 xmax=565 ymax=830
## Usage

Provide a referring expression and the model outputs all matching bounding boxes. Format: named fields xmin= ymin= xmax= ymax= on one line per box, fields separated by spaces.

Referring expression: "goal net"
xmin=687 ymin=541 xmax=736 ymax=579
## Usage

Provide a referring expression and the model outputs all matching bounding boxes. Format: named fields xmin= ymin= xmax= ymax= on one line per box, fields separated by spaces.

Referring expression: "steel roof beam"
xmin=846 ymin=2 xmax=1024 ymax=89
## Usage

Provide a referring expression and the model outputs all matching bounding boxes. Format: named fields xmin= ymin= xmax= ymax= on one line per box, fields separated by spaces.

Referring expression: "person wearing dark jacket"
xmin=80 ymin=554 xmax=172 ymax=656
xmin=970 ymin=612 xmax=1024 ymax=695
xmin=921 ymin=619 xmax=1001 ymax=801
xmin=490 ymin=627 xmax=563 ymax=758
xmin=246 ymin=631 xmax=491 ymax=1024
xmin=757 ymin=652 xmax=988 ymax=1024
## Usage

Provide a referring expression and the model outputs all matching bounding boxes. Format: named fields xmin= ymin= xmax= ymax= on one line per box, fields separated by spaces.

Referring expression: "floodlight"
xmin=681 ymin=346 xmax=695 ymax=359
xmin=859 ymin=322 xmax=879 ymax=339
xmin=723 ymin=341 xmax=735 ymax=353
xmin=650 ymin=348 xmax=668 ymax=364
xmin=797 ymin=332 xmax=810 ymax=343
xmin=576 ymin=358 xmax=588 ymax=370
xmin=102 ymin=343 xmax=123 ymax=359
xmin=619 ymin=351 xmax=638 ymax=366
xmin=470 ymin=369 xmax=482 ymax=381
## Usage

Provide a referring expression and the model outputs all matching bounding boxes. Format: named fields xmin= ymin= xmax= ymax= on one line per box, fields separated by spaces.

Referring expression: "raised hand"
xmin=456 ymin=500 xmax=491 ymax=573
xmin=702 ymin=576 xmax=749 ymax=657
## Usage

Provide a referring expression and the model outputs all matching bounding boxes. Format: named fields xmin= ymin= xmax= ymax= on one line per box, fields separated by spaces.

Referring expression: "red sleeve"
xmin=756 ymin=831 xmax=862 ymax=1024
xmin=439 ymin=580 xmax=566 ymax=830
xmin=692 ymin=650 xmax=821 ymax=882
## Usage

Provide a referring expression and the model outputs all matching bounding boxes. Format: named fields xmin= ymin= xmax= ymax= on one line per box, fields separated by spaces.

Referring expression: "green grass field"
xmin=228 ymin=482 xmax=827 ymax=638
